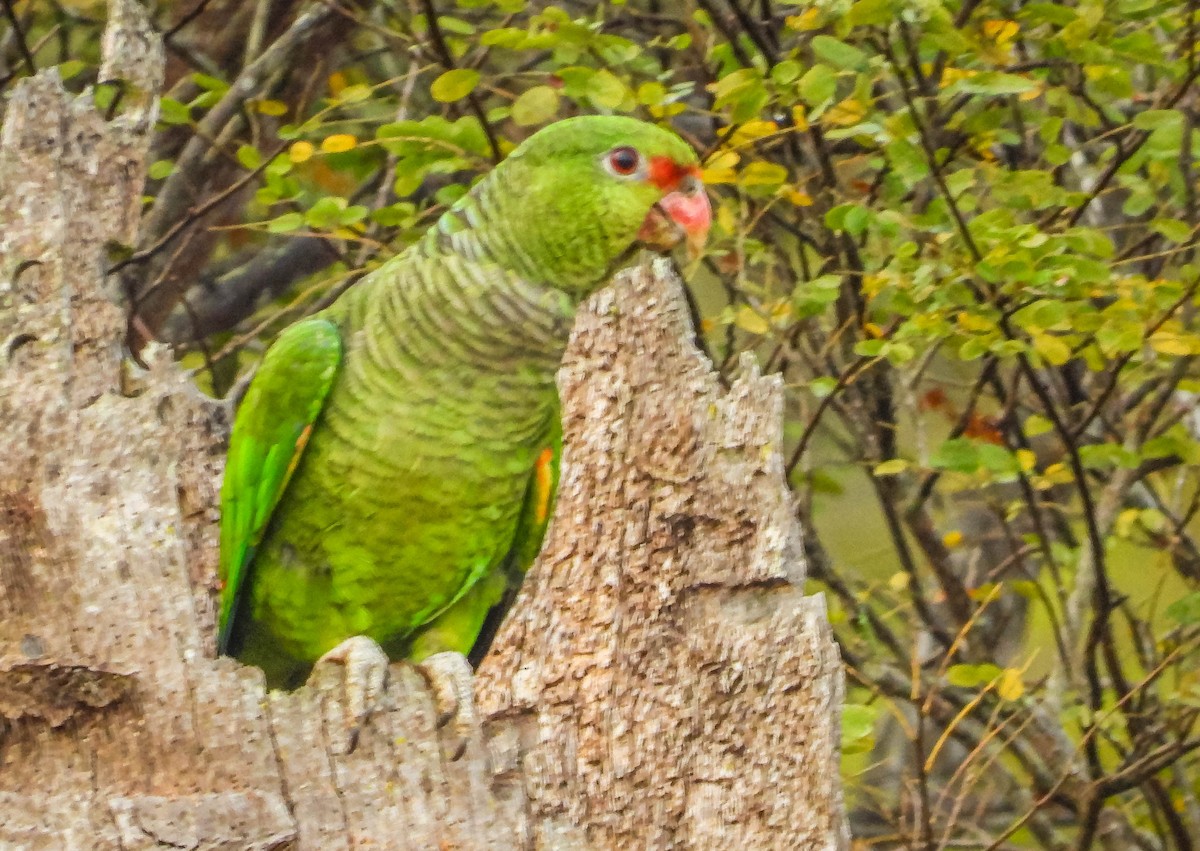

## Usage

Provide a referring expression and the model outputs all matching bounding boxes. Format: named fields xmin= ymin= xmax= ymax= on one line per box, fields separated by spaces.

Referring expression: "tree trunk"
xmin=0 ymin=2 xmax=848 ymax=848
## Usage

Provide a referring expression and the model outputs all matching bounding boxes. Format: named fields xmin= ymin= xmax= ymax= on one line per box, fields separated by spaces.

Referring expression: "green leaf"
xmin=266 ymin=212 xmax=304 ymax=233
xmin=854 ymin=339 xmax=886 ymax=357
xmin=192 ymin=72 xmax=229 ymax=93
xmin=1079 ymin=443 xmax=1139 ymax=470
xmin=946 ymin=663 xmax=1003 ymax=688
xmin=841 ymin=703 xmax=879 ymax=753
xmin=1152 ymin=218 xmax=1193 ymax=243
xmin=1133 ymin=109 xmax=1183 ymax=132
xmin=335 ymin=83 xmax=372 ymax=104
xmin=810 ymin=36 xmax=867 ymax=70
xmin=809 ymin=376 xmax=838 ymax=398
xmin=190 ymin=91 xmax=222 ymax=110
xmin=480 ymin=27 xmax=528 ymax=48
xmin=437 ymin=15 xmax=475 ymax=35
xmin=799 ymin=64 xmax=837 ymax=107
xmin=588 ymin=69 xmax=628 ymax=108
xmin=847 ymin=0 xmax=894 ymax=26
xmin=371 ymin=202 xmax=415 ymax=227
xmin=431 ymin=69 xmax=481 ymax=103
xmin=948 ymin=72 xmax=1038 ymax=96
xmin=148 ymin=160 xmax=174 ymax=180
xmin=712 ymin=68 xmax=759 ymax=102
xmin=57 ymin=60 xmax=86 ymax=81
xmin=930 ymin=438 xmax=981 ymax=474
xmin=771 ymin=59 xmax=802 ymax=85
xmin=1166 ymin=591 xmax=1200 ymax=625
xmin=306 ymin=197 xmax=348 ymax=229
xmin=236 ymin=145 xmax=262 ymax=170
xmin=512 ymin=86 xmax=560 ymax=126
xmin=158 ymin=98 xmax=192 ymax=126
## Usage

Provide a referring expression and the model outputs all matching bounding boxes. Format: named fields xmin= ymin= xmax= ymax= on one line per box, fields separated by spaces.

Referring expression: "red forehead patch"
xmin=647 ymin=155 xmax=700 ymax=191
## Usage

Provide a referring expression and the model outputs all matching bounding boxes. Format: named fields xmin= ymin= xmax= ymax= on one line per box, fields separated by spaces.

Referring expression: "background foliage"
xmin=6 ymin=0 xmax=1200 ymax=847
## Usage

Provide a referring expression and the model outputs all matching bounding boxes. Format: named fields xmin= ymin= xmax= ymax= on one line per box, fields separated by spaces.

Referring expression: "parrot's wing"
xmin=217 ymin=318 xmax=342 ymax=656
xmin=467 ymin=406 xmax=562 ymax=666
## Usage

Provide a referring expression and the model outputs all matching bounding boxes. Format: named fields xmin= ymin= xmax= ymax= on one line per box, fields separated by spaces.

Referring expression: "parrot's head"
xmin=482 ymin=115 xmax=710 ymax=295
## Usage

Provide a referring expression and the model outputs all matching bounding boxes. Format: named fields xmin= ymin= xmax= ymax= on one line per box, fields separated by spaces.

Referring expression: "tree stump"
xmin=0 ymin=2 xmax=847 ymax=848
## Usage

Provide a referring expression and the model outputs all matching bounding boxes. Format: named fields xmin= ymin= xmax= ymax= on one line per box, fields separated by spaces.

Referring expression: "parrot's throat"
xmin=421 ymin=167 xmax=625 ymax=298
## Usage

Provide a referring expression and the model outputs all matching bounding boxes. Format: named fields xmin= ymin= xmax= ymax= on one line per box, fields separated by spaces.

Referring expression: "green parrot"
xmin=217 ymin=115 xmax=710 ymax=694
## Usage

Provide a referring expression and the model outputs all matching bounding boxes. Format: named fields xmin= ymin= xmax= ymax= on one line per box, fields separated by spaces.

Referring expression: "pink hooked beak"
xmin=657 ymin=184 xmax=711 ymax=260
xmin=638 ymin=156 xmax=711 ymax=260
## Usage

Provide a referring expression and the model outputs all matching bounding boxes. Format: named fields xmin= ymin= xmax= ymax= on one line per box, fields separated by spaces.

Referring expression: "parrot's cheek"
xmin=637 ymin=189 xmax=711 ymax=260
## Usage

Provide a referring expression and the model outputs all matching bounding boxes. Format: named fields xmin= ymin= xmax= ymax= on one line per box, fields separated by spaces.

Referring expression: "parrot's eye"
xmin=604 ymin=146 xmax=642 ymax=177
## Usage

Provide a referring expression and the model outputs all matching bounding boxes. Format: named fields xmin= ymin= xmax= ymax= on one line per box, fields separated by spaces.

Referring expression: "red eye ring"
xmin=606 ymin=146 xmax=641 ymax=176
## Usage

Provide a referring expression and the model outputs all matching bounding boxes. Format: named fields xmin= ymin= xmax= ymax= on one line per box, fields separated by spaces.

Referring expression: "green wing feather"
xmin=467 ymin=406 xmax=562 ymax=665
xmin=217 ymin=318 xmax=342 ymax=656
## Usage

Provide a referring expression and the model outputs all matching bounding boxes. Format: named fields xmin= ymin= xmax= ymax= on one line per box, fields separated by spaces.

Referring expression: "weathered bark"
xmin=476 ymin=259 xmax=849 ymax=849
xmin=0 ymin=2 xmax=847 ymax=848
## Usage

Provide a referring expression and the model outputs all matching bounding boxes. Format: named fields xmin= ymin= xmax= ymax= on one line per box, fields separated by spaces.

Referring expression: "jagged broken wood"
xmin=0 ymin=2 xmax=848 ymax=848
xmin=476 ymin=258 xmax=848 ymax=849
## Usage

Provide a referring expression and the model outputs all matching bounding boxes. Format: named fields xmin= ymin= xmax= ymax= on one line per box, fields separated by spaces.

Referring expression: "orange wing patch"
xmin=534 ymin=447 xmax=554 ymax=524
xmin=285 ymin=424 xmax=314 ymax=480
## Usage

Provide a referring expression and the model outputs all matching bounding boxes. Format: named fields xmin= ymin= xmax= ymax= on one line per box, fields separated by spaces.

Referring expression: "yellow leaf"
xmin=288 ymin=141 xmax=314 ymax=163
xmin=863 ymin=322 xmax=885 ymax=339
xmin=320 ymin=134 xmax=357 ymax=154
xmin=327 ymin=71 xmax=348 ymax=96
xmin=255 ymin=99 xmax=288 ymax=116
xmin=1018 ymin=83 xmax=1045 ymax=102
xmin=1150 ymin=332 xmax=1197 ymax=356
xmin=1016 ymin=449 xmax=1037 ymax=472
xmin=430 ymin=69 xmax=481 ymax=103
xmin=702 ymin=150 xmax=740 ymax=184
xmin=888 ymin=571 xmax=910 ymax=592
xmin=1115 ymin=507 xmax=1140 ymax=538
xmin=704 ymin=150 xmax=740 ymax=170
xmin=957 ymin=312 xmax=993 ymax=332
xmin=739 ymin=161 xmax=789 ymax=187
xmin=769 ymin=299 xmax=792 ymax=324
xmin=1034 ymin=462 xmax=1074 ymax=490
xmin=786 ymin=8 xmax=823 ymax=30
xmin=702 ymin=167 xmax=739 ymax=184
xmin=968 ymin=582 xmax=999 ymax=601
xmin=716 ymin=202 xmax=737 ymax=234
xmin=942 ymin=530 xmax=964 ymax=549
xmin=873 ymin=459 xmax=909 ymax=476
xmin=734 ymin=305 xmax=771 ymax=335
xmin=730 ymin=120 xmax=778 ymax=146
xmin=983 ymin=19 xmax=1020 ymax=44
xmin=1032 ymin=332 xmax=1072 ymax=366
xmin=998 ymin=668 xmax=1024 ymax=701
xmin=940 ymin=66 xmax=977 ymax=88
xmin=791 ymin=105 xmax=809 ymax=131
xmin=824 ymin=96 xmax=866 ymax=127
xmin=783 ymin=188 xmax=813 ymax=206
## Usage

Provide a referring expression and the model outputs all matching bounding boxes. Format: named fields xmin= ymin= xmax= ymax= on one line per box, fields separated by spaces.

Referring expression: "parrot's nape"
xmin=216 ymin=115 xmax=709 ymax=740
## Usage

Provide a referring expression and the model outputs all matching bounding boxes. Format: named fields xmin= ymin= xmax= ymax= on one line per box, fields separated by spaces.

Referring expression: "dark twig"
xmin=2 ymin=0 xmax=35 ymax=75
xmin=417 ymin=0 xmax=501 ymax=163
